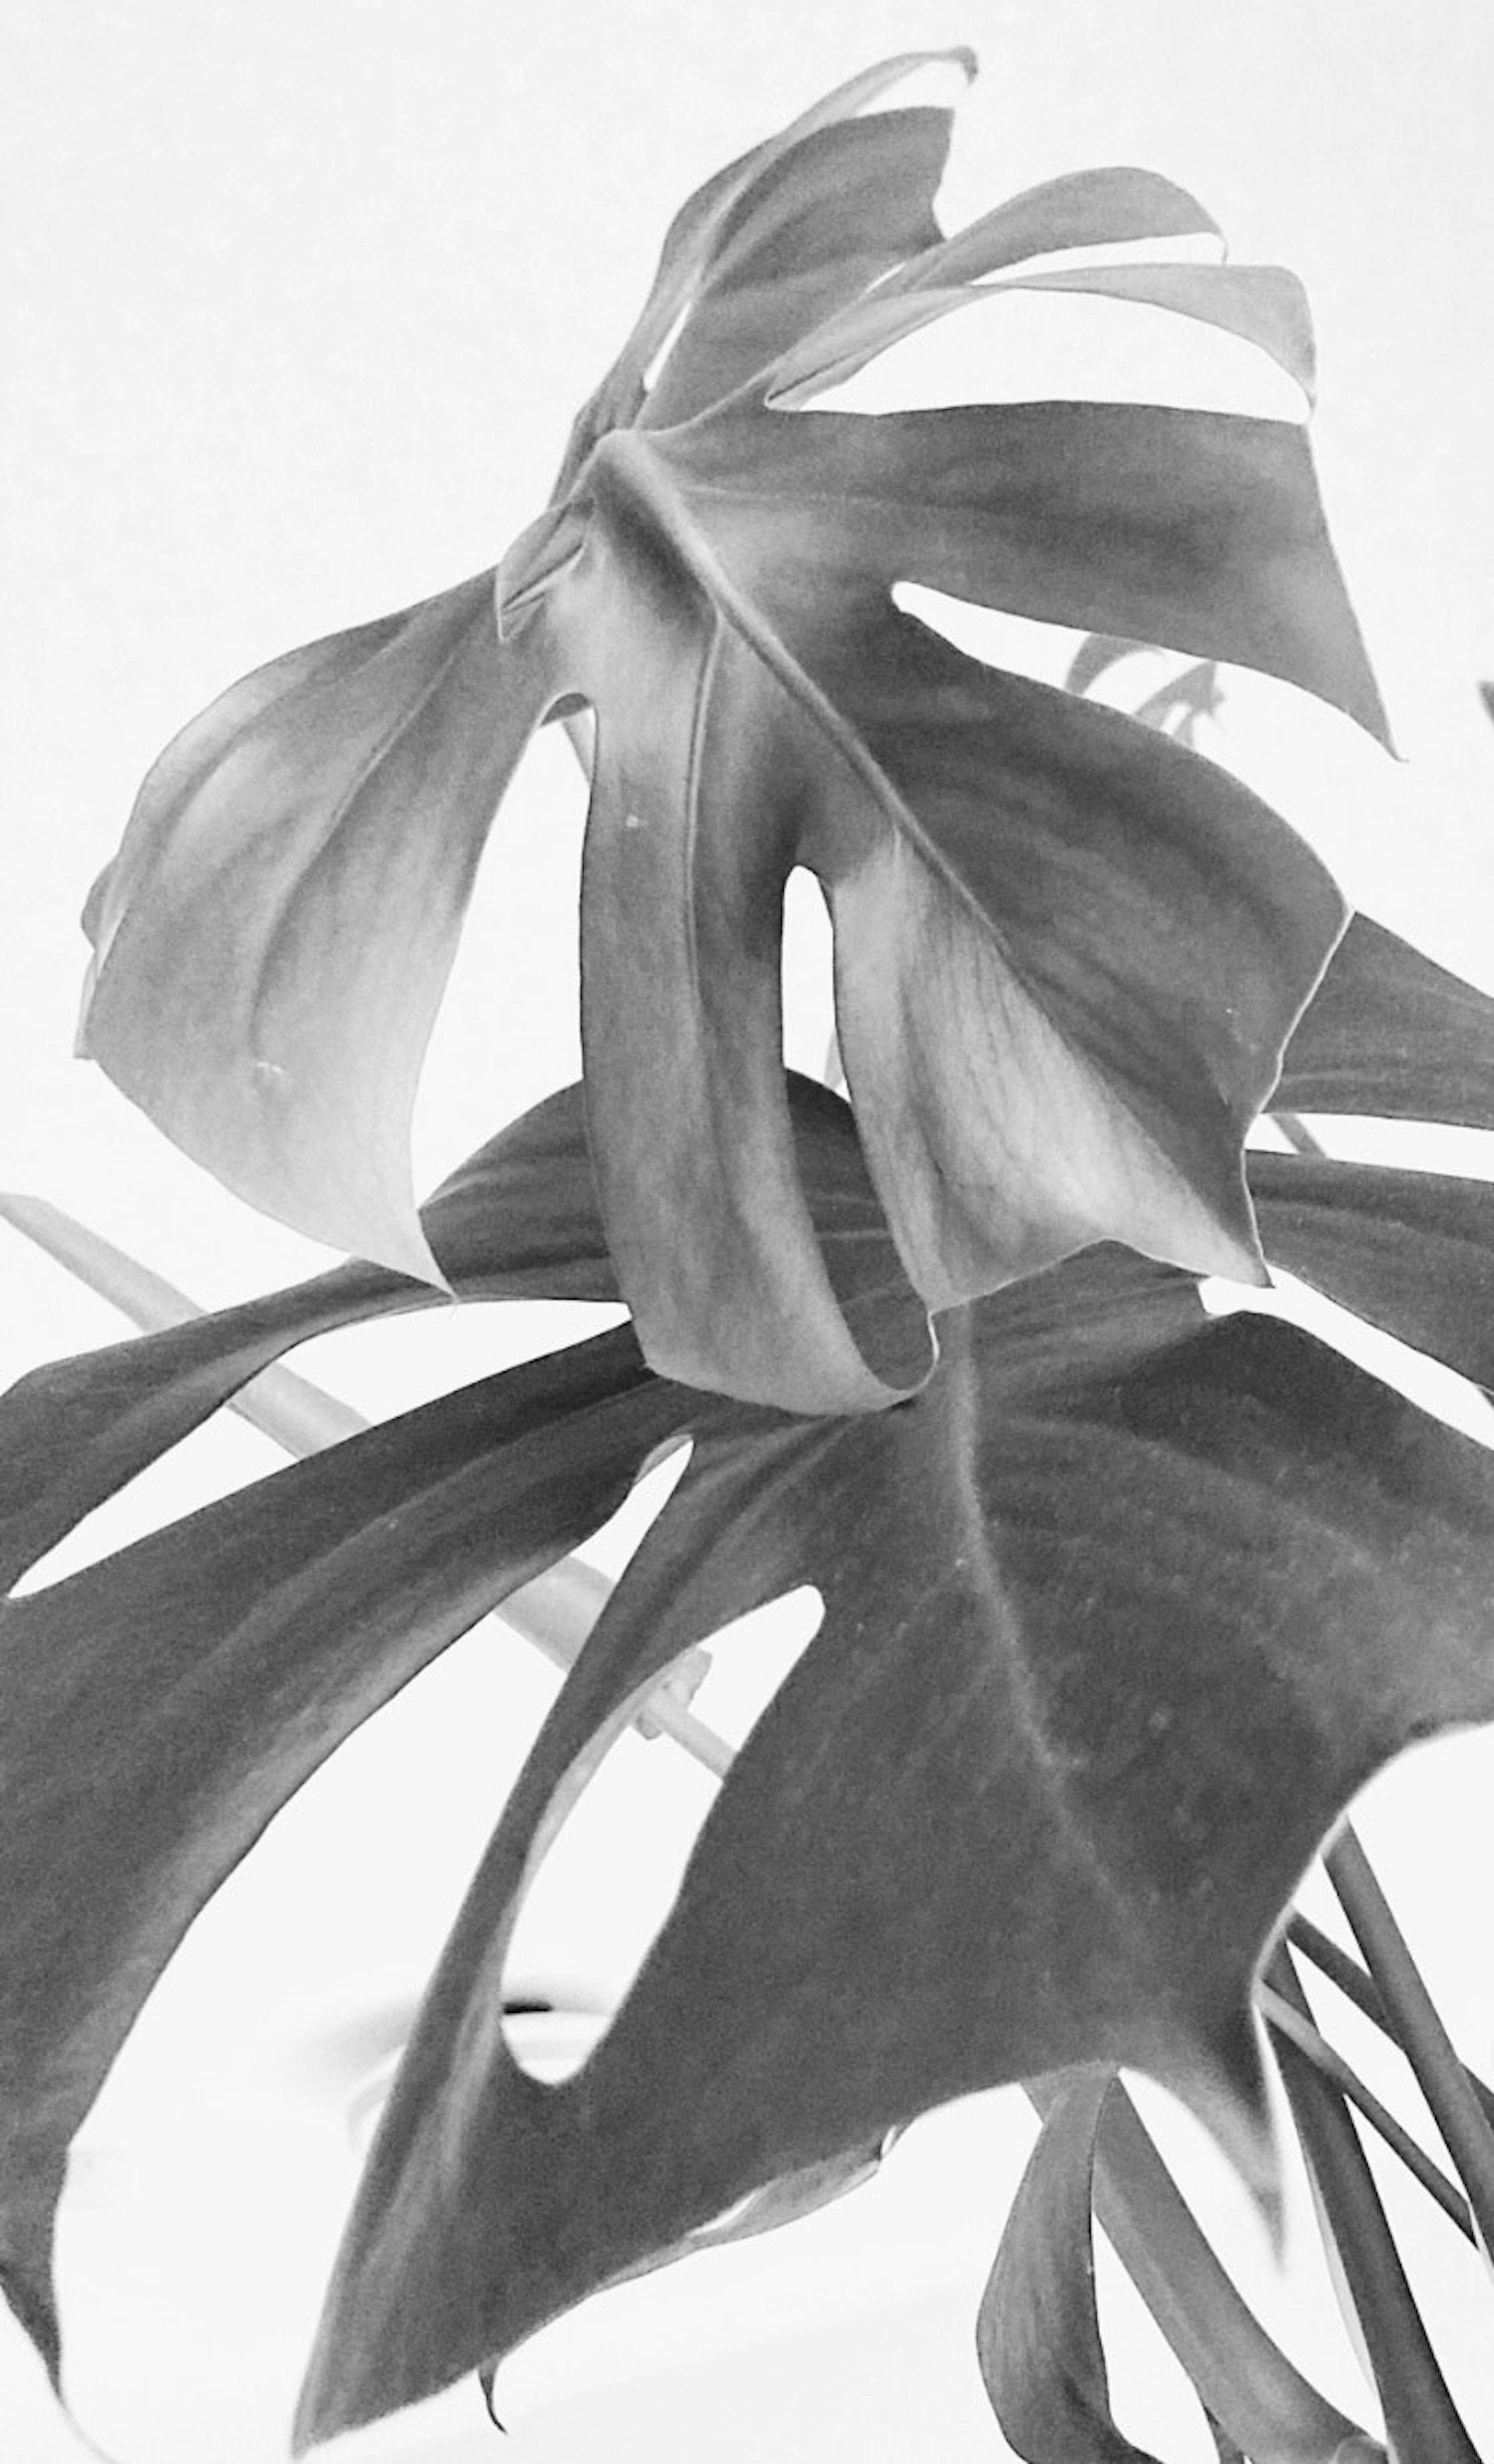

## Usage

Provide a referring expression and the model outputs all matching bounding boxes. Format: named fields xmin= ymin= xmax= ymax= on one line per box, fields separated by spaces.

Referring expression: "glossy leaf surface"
xmin=79 ymin=52 xmax=1386 ymax=1410
xmin=296 ymin=1090 xmax=1494 ymax=2441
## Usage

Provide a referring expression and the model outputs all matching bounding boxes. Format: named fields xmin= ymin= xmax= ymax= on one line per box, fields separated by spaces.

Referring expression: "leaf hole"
xmin=796 ymin=288 xmax=1305 ymax=421
xmin=892 ymin=582 xmax=1090 ymax=690
xmin=499 ymin=1584 xmax=824 ymax=2083
xmin=780 ymin=865 xmax=838 ymax=1081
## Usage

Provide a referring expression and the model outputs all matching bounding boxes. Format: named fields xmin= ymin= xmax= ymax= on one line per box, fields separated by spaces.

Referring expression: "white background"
xmin=6 ymin=4 xmax=1494 ymax=2457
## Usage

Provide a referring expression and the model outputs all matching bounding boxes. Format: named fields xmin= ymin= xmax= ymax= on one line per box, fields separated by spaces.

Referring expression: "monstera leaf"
xmin=6 ymin=1049 xmax=1494 ymax=2433
xmin=0 ymin=1072 xmax=905 ymax=2374
xmin=77 ymin=49 xmax=1387 ymax=1410
xmin=270 ymin=1095 xmax=1494 ymax=2445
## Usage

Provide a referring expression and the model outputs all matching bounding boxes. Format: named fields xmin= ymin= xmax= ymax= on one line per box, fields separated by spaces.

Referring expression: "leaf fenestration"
xmin=296 ymin=1214 xmax=1494 ymax=2445
xmin=77 ymin=54 xmax=1387 ymax=1407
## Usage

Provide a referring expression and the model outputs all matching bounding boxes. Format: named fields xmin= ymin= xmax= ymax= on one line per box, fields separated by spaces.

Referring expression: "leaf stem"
xmin=1271 ymin=1110 xmax=1327 ymax=1156
xmin=1257 ymin=1985 xmax=1474 ymax=2240
xmin=1326 ymin=1823 xmax=1494 ymax=2265
xmin=1287 ymin=1912 xmax=1494 ymax=2132
xmin=1264 ymin=1946 xmax=1483 ymax=2462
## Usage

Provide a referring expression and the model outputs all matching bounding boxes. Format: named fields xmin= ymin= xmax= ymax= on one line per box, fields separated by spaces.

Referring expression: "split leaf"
xmin=295 ymin=1128 xmax=1494 ymax=2441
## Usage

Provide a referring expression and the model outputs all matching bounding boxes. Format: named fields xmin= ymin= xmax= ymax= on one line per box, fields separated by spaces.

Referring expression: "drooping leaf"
xmin=295 ymin=1178 xmax=1494 ymax=2445
xmin=977 ymin=2068 xmax=1163 ymax=2464
xmin=0 ymin=1324 xmax=695 ymax=2380
xmin=1277 ymin=912 xmax=1494 ymax=1128
xmin=1027 ymin=2075 xmax=1378 ymax=2464
xmin=80 ymin=54 xmax=1386 ymax=1412
xmin=1252 ymin=1151 xmax=1494 ymax=1391
xmin=79 ymin=580 xmax=553 ymax=1283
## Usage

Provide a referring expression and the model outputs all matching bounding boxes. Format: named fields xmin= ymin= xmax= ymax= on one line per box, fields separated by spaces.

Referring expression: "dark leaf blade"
xmin=0 ymin=1081 xmax=621 ymax=1592
xmin=0 ymin=1325 xmax=688 ymax=2380
xmin=1278 ymin=912 xmax=1494 ymax=1127
xmin=1253 ymin=1151 xmax=1494 ymax=1389
xmin=79 ymin=576 xmax=552 ymax=1283
xmin=977 ymin=2068 xmax=1163 ymax=2464
xmin=667 ymin=398 xmax=1389 ymax=743
xmin=297 ymin=1269 xmax=1494 ymax=2444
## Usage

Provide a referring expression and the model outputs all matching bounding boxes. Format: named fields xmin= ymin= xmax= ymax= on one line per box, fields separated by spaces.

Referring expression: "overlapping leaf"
xmin=293 ymin=1084 xmax=1494 ymax=2446
xmin=0 ymin=1071 xmax=907 ymax=2382
xmin=80 ymin=50 xmax=1387 ymax=1411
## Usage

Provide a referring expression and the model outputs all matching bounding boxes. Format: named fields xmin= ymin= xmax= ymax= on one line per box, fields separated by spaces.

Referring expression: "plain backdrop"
xmin=6 ymin=4 xmax=1494 ymax=2458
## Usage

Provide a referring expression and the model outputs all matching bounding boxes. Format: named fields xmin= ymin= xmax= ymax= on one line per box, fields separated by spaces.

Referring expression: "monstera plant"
xmin=7 ymin=44 xmax=1494 ymax=2461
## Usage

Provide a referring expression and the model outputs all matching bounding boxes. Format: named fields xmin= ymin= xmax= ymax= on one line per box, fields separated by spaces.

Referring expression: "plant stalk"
xmin=1326 ymin=1823 xmax=1494 ymax=2268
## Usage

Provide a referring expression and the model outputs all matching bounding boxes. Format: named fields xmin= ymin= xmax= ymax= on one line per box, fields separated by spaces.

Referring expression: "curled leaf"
xmin=978 ymin=2068 xmax=1164 ymax=2464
